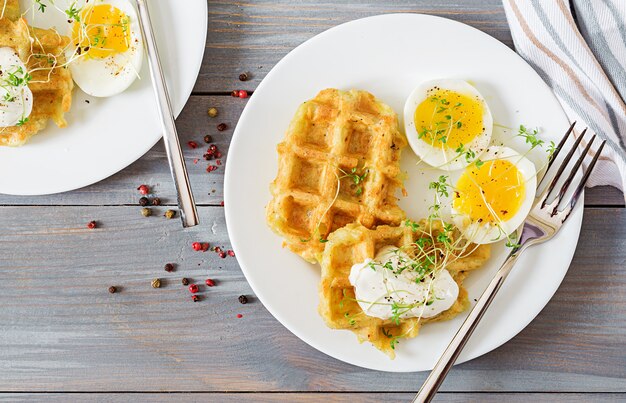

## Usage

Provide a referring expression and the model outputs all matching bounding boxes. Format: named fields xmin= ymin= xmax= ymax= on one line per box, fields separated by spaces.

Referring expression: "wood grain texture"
xmin=200 ymin=0 xmax=513 ymax=92
xmin=0 ymin=393 xmax=624 ymax=402
xmin=0 ymin=207 xmax=624 ymax=392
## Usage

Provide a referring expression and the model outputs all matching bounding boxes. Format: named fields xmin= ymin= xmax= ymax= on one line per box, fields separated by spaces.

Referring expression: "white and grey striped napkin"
xmin=502 ymin=0 xmax=626 ymax=196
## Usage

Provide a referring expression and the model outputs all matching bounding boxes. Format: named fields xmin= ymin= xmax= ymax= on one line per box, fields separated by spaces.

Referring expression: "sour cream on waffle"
xmin=348 ymin=246 xmax=458 ymax=320
xmin=0 ymin=47 xmax=33 ymax=128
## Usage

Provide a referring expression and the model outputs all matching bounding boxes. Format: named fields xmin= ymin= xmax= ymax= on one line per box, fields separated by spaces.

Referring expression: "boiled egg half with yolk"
xmin=451 ymin=146 xmax=536 ymax=244
xmin=404 ymin=79 xmax=493 ymax=170
xmin=66 ymin=0 xmax=143 ymax=97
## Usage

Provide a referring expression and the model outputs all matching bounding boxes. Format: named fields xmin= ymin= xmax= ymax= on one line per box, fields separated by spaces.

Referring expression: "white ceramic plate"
xmin=225 ymin=14 xmax=582 ymax=372
xmin=0 ymin=0 xmax=207 ymax=195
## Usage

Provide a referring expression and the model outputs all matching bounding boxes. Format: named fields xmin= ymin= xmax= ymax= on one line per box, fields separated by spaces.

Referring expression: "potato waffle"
xmin=0 ymin=0 xmax=73 ymax=146
xmin=267 ymin=88 xmax=407 ymax=263
xmin=319 ymin=221 xmax=490 ymax=358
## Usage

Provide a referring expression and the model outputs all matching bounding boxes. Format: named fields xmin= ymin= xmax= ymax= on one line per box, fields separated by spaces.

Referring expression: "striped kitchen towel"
xmin=502 ymin=0 xmax=626 ymax=195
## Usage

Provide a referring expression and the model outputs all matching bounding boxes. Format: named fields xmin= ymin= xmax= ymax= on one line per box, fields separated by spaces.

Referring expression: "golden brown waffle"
xmin=0 ymin=2 xmax=73 ymax=146
xmin=319 ymin=221 xmax=490 ymax=358
xmin=267 ymin=88 xmax=408 ymax=263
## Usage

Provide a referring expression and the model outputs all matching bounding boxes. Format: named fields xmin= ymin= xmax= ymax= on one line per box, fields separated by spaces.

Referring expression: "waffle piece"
xmin=0 ymin=9 xmax=73 ymax=146
xmin=319 ymin=221 xmax=490 ymax=358
xmin=0 ymin=0 xmax=21 ymax=23
xmin=267 ymin=89 xmax=407 ymax=263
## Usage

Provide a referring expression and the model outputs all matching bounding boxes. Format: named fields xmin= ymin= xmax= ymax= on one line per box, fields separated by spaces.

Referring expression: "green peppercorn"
xmin=151 ymin=278 xmax=161 ymax=288
xmin=141 ymin=207 xmax=152 ymax=217
xmin=208 ymin=107 xmax=218 ymax=118
xmin=164 ymin=209 xmax=176 ymax=219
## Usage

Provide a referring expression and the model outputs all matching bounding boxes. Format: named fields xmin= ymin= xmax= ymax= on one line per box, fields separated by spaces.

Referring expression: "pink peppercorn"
xmin=192 ymin=242 xmax=202 ymax=251
xmin=189 ymin=284 xmax=199 ymax=293
xmin=238 ymin=90 xmax=248 ymax=98
xmin=188 ymin=141 xmax=198 ymax=149
xmin=236 ymin=314 xmax=243 ymax=318
xmin=227 ymin=250 xmax=235 ymax=257
xmin=137 ymin=184 xmax=149 ymax=195
xmin=205 ymin=279 xmax=215 ymax=287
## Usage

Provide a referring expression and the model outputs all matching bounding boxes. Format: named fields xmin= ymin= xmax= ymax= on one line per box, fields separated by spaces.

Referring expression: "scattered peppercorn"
xmin=108 ymin=286 xmax=117 ymax=294
xmin=141 ymin=207 xmax=152 ymax=217
xmin=207 ymin=165 xmax=218 ymax=172
xmin=205 ymin=278 xmax=215 ymax=287
xmin=220 ymin=201 xmax=224 ymax=206
xmin=188 ymin=283 xmax=199 ymax=293
xmin=192 ymin=242 xmax=202 ymax=251
xmin=164 ymin=209 xmax=176 ymax=219
xmin=227 ymin=250 xmax=235 ymax=257
xmin=203 ymin=153 xmax=212 ymax=161
xmin=239 ymin=72 xmax=248 ymax=81
xmin=151 ymin=278 xmax=161 ymax=288
xmin=203 ymin=134 xmax=213 ymax=143
xmin=192 ymin=295 xmax=200 ymax=302
xmin=238 ymin=90 xmax=248 ymax=99
xmin=137 ymin=184 xmax=149 ymax=195
xmin=182 ymin=277 xmax=190 ymax=286
xmin=238 ymin=295 xmax=248 ymax=304
xmin=152 ymin=197 xmax=161 ymax=206
xmin=217 ymin=123 xmax=227 ymax=131
xmin=219 ymin=252 xmax=227 ymax=259
xmin=201 ymin=242 xmax=210 ymax=252
xmin=164 ymin=263 xmax=174 ymax=272
xmin=231 ymin=90 xmax=238 ymax=97
xmin=188 ymin=141 xmax=198 ymax=149
xmin=87 ymin=220 xmax=97 ymax=229
xmin=207 ymin=107 xmax=218 ymax=118
xmin=139 ymin=197 xmax=149 ymax=206
xmin=236 ymin=314 xmax=243 ymax=318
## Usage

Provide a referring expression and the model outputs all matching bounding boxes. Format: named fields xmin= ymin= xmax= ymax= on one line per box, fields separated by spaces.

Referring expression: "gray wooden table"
xmin=1 ymin=1 xmax=625 ymax=402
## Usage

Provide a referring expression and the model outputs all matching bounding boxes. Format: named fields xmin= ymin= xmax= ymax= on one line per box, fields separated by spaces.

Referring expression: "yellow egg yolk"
xmin=453 ymin=159 xmax=526 ymax=224
xmin=414 ymin=89 xmax=484 ymax=150
xmin=72 ymin=5 xmax=131 ymax=59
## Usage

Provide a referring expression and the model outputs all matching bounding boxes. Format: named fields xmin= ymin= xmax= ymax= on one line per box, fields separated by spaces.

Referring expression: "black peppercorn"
xmin=239 ymin=72 xmax=248 ymax=81
xmin=164 ymin=263 xmax=174 ymax=272
xmin=108 ymin=286 xmax=117 ymax=294
xmin=203 ymin=134 xmax=212 ymax=143
xmin=217 ymin=123 xmax=227 ymax=131
xmin=139 ymin=197 xmax=149 ymax=206
xmin=152 ymin=197 xmax=161 ymax=206
xmin=182 ymin=278 xmax=189 ymax=286
xmin=238 ymin=295 xmax=248 ymax=304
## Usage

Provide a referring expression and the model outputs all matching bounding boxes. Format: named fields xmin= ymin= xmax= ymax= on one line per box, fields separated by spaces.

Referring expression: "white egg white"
xmin=404 ymin=79 xmax=493 ymax=171
xmin=66 ymin=0 xmax=144 ymax=97
xmin=451 ymin=146 xmax=537 ymax=245
xmin=0 ymin=47 xmax=33 ymax=128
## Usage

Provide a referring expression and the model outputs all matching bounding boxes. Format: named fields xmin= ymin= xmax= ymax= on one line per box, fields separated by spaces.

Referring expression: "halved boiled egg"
xmin=451 ymin=146 xmax=536 ymax=244
xmin=66 ymin=0 xmax=143 ymax=97
xmin=404 ymin=79 xmax=493 ymax=170
xmin=0 ymin=47 xmax=33 ymax=128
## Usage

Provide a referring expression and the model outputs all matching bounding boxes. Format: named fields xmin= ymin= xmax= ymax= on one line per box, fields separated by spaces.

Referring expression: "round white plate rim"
xmin=1 ymin=0 xmax=208 ymax=196
xmin=225 ymin=13 xmax=582 ymax=372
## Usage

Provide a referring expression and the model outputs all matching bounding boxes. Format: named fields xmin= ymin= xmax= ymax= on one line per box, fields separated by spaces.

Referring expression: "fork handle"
xmin=135 ymin=0 xmax=199 ymax=228
xmin=412 ymin=251 xmax=521 ymax=403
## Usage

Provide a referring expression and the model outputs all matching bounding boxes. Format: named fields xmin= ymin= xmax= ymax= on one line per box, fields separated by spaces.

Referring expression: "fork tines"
xmin=538 ymin=122 xmax=606 ymax=218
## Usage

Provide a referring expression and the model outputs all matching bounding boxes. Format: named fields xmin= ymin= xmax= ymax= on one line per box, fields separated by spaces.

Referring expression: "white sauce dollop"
xmin=0 ymin=47 xmax=33 ymax=128
xmin=348 ymin=246 xmax=459 ymax=320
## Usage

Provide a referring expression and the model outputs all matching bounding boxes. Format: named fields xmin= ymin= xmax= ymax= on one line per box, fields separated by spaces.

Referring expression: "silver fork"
xmin=413 ymin=122 xmax=606 ymax=403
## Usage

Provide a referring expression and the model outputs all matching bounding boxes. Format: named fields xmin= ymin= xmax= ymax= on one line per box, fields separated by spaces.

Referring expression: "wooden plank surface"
xmin=1 ymin=0 xmax=625 ymax=399
xmin=1 ymin=393 xmax=625 ymax=402
xmin=0 ymin=208 xmax=624 ymax=392
xmin=200 ymin=0 xmax=513 ymax=92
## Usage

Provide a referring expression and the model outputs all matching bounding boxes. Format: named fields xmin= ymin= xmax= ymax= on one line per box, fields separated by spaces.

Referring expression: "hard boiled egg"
xmin=66 ymin=0 xmax=143 ymax=97
xmin=451 ymin=146 xmax=536 ymax=244
xmin=404 ymin=79 xmax=493 ymax=170
xmin=0 ymin=47 xmax=33 ymax=127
